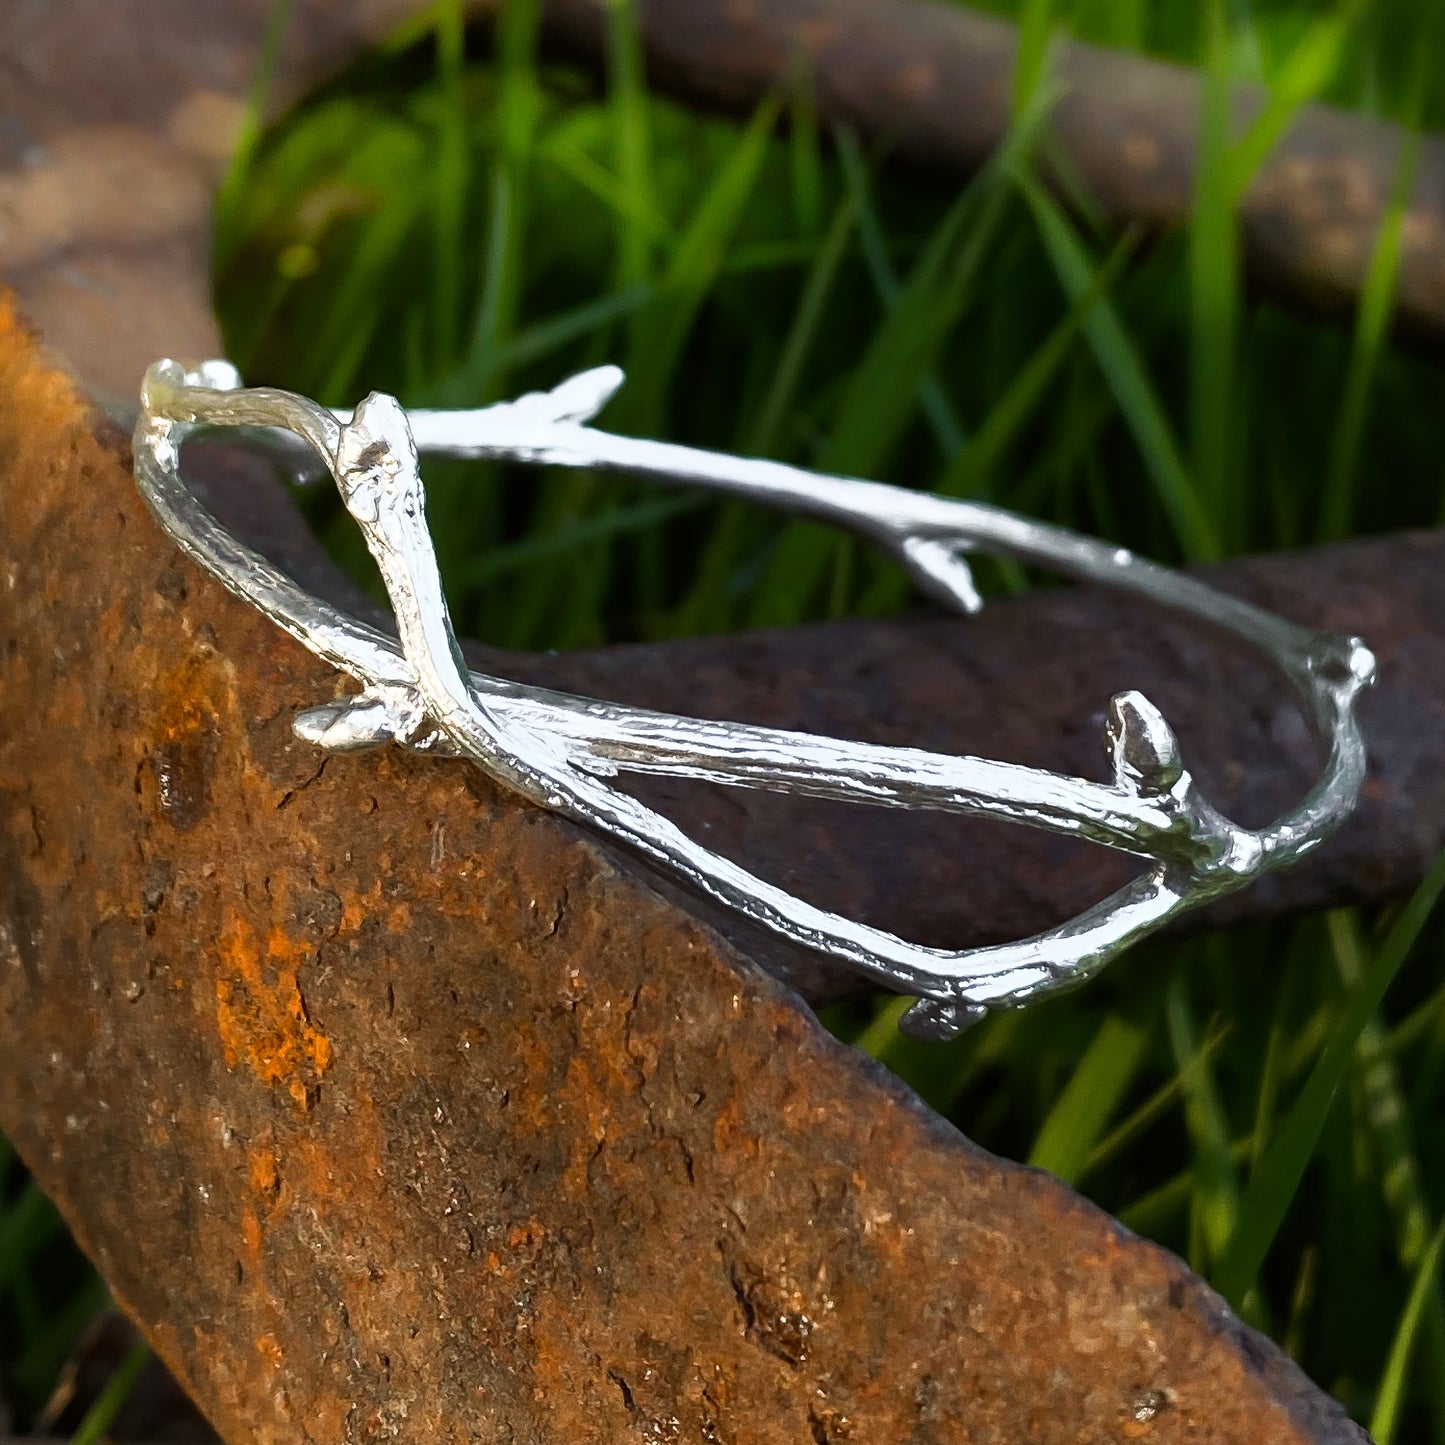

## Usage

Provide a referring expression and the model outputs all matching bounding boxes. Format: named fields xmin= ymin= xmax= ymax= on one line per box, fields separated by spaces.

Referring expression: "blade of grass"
xmin=1119 ymin=1136 xmax=1254 ymax=1238
xmin=1386 ymin=968 xmax=1445 ymax=1054
xmin=541 ymin=134 xmax=672 ymax=247
xmin=454 ymin=492 xmax=703 ymax=587
xmin=835 ymin=129 xmax=966 ymax=460
xmin=1282 ymin=1244 xmax=1319 ymax=1362
xmin=303 ymin=143 xmax=429 ymax=400
xmin=1227 ymin=0 xmax=1371 ymax=198
xmin=1248 ymin=1012 xmax=1287 ymax=1174
xmin=1093 ymin=0 xmax=1146 ymax=48
xmin=1332 ymin=912 xmax=1433 ymax=1262
xmin=853 ymin=994 xmax=914 ymax=1062
xmin=1028 ymin=1013 xmax=1149 ymax=1184
xmin=1246 ymin=929 xmax=1313 ymax=1173
xmin=460 ymin=0 xmax=542 ymax=400
xmin=1005 ymin=372 xmax=1117 ymax=517
xmin=1017 ymin=175 xmax=1218 ymax=560
xmin=1166 ymin=975 xmax=1240 ymax=1269
xmin=1214 ymin=850 xmax=1445 ymax=1309
xmin=9 ymin=1274 xmax=110 ymax=1410
xmin=816 ymin=183 xmax=998 ymax=480
xmin=495 ymin=285 xmax=654 ymax=375
xmin=1012 ymin=0 xmax=1058 ymax=121
xmin=748 ymin=189 xmax=860 ymax=457
xmin=1404 ymin=978 xmax=1445 ymax=1114
xmin=1082 ymin=1021 xmax=1231 ymax=1181
xmin=0 ymin=1180 xmax=64 ymax=1299
xmin=431 ymin=0 xmax=468 ymax=368
xmin=789 ymin=61 xmax=825 ymax=242
xmin=1371 ymin=1220 xmax=1445 ymax=1445
xmin=1190 ymin=0 xmax=1241 ymax=532
xmin=618 ymin=91 xmax=784 ymax=436
xmin=1320 ymin=123 xmax=1421 ymax=539
xmin=484 ymin=470 xmax=607 ymax=650
xmin=745 ymin=172 xmax=1004 ymax=627
xmin=749 ymin=116 xmax=1055 ymax=626
xmin=214 ymin=0 xmax=295 ymax=269
xmin=1330 ymin=908 xmax=1445 ymax=1436
xmin=1225 ymin=2 xmax=1381 ymax=543
xmin=941 ymin=1011 xmax=1026 ymax=1114
xmin=607 ymin=0 xmax=657 ymax=292
xmin=505 ymin=93 xmax=781 ymax=644
xmin=672 ymin=185 xmax=860 ymax=636
xmin=69 ymin=1340 xmax=150 ymax=1445
xmin=938 ymin=228 xmax=1137 ymax=500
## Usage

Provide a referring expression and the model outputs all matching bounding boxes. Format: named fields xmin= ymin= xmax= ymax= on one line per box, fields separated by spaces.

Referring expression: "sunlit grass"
xmin=5 ymin=0 xmax=1445 ymax=1435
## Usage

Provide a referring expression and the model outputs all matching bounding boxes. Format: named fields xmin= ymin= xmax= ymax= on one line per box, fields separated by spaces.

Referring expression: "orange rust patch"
xmin=281 ymin=1136 xmax=348 ymax=1217
xmin=1122 ymin=133 xmax=1162 ymax=171
xmin=148 ymin=655 xmax=226 ymax=833
xmin=554 ymin=1013 xmax=648 ymax=1195
xmin=300 ymin=1391 xmax=350 ymax=1445
xmin=712 ymin=1095 xmax=759 ymax=1160
xmin=248 ymin=1145 xmax=281 ymax=1204
xmin=241 ymin=1207 xmax=264 ymax=1262
xmin=337 ymin=877 xmax=415 ymax=938
xmin=0 ymin=303 xmax=89 ymax=548
xmin=97 ymin=595 xmax=131 ymax=650
xmin=215 ymin=913 xmax=332 ymax=1110
xmin=338 ymin=881 xmax=379 ymax=936
xmin=507 ymin=1220 xmax=547 ymax=1251
xmin=255 ymin=1333 xmax=284 ymax=1368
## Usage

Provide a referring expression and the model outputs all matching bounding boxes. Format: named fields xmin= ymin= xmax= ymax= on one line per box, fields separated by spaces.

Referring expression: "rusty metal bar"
xmin=0 ymin=2 xmax=1427 ymax=1440
xmin=0 ymin=294 xmax=1371 ymax=1445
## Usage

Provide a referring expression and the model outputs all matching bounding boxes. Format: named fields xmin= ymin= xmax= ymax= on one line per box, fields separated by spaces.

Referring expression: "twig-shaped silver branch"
xmin=134 ymin=360 xmax=1375 ymax=1038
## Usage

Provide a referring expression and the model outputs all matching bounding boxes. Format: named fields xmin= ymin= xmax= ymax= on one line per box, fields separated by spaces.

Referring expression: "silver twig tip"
xmin=133 ymin=360 xmax=1375 ymax=1038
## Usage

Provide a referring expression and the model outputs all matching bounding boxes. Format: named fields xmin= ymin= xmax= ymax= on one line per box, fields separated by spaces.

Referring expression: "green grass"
xmin=6 ymin=0 xmax=1445 ymax=1434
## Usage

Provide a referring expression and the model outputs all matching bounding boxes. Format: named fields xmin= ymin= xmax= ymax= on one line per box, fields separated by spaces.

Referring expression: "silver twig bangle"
xmin=134 ymin=359 xmax=1375 ymax=1039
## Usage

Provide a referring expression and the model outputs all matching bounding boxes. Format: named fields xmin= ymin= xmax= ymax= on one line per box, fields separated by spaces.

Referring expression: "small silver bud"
xmin=1106 ymin=690 xmax=1184 ymax=795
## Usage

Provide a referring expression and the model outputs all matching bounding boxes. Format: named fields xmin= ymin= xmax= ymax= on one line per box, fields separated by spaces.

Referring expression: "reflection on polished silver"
xmin=134 ymin=358 xmax=1375 ymax=1039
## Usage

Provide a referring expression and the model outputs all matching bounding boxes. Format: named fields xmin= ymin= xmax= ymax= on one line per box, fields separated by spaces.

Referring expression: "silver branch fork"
xmin=134 ymin=359 xmax=1375 ymax=1038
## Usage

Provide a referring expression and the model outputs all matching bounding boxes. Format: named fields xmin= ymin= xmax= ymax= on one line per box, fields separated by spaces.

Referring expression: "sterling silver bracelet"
xmin=134 ymin=359 xmax=1375 ymax=1039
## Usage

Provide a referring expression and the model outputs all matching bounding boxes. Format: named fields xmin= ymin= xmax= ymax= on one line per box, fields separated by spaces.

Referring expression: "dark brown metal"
xmin=0 ymin=298 xmax=1370 ymax=1445
xmin=0 ymin=3 xmax=1425 ymax=1441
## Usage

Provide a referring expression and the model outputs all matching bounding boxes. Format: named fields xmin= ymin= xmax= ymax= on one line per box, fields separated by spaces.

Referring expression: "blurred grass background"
xmin=6 ymin=0 xmax=1445 ymax=1437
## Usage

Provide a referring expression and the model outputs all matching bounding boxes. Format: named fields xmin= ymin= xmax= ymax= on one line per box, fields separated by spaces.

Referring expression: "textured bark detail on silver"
xmin=135 ymin=360 xmax=1375 ymax=1038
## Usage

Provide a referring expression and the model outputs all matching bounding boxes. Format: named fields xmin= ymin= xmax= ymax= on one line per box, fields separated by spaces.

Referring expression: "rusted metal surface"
xmin=0 ymin=296 xmax=1371 ymax=1445
xmin=0 ymin=3 xmax=1429 ymax=1440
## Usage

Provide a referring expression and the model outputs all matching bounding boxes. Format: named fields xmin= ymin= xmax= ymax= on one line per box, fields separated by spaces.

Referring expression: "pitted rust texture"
xmin=0 ymin=305 xmax=1370 ymax=1443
